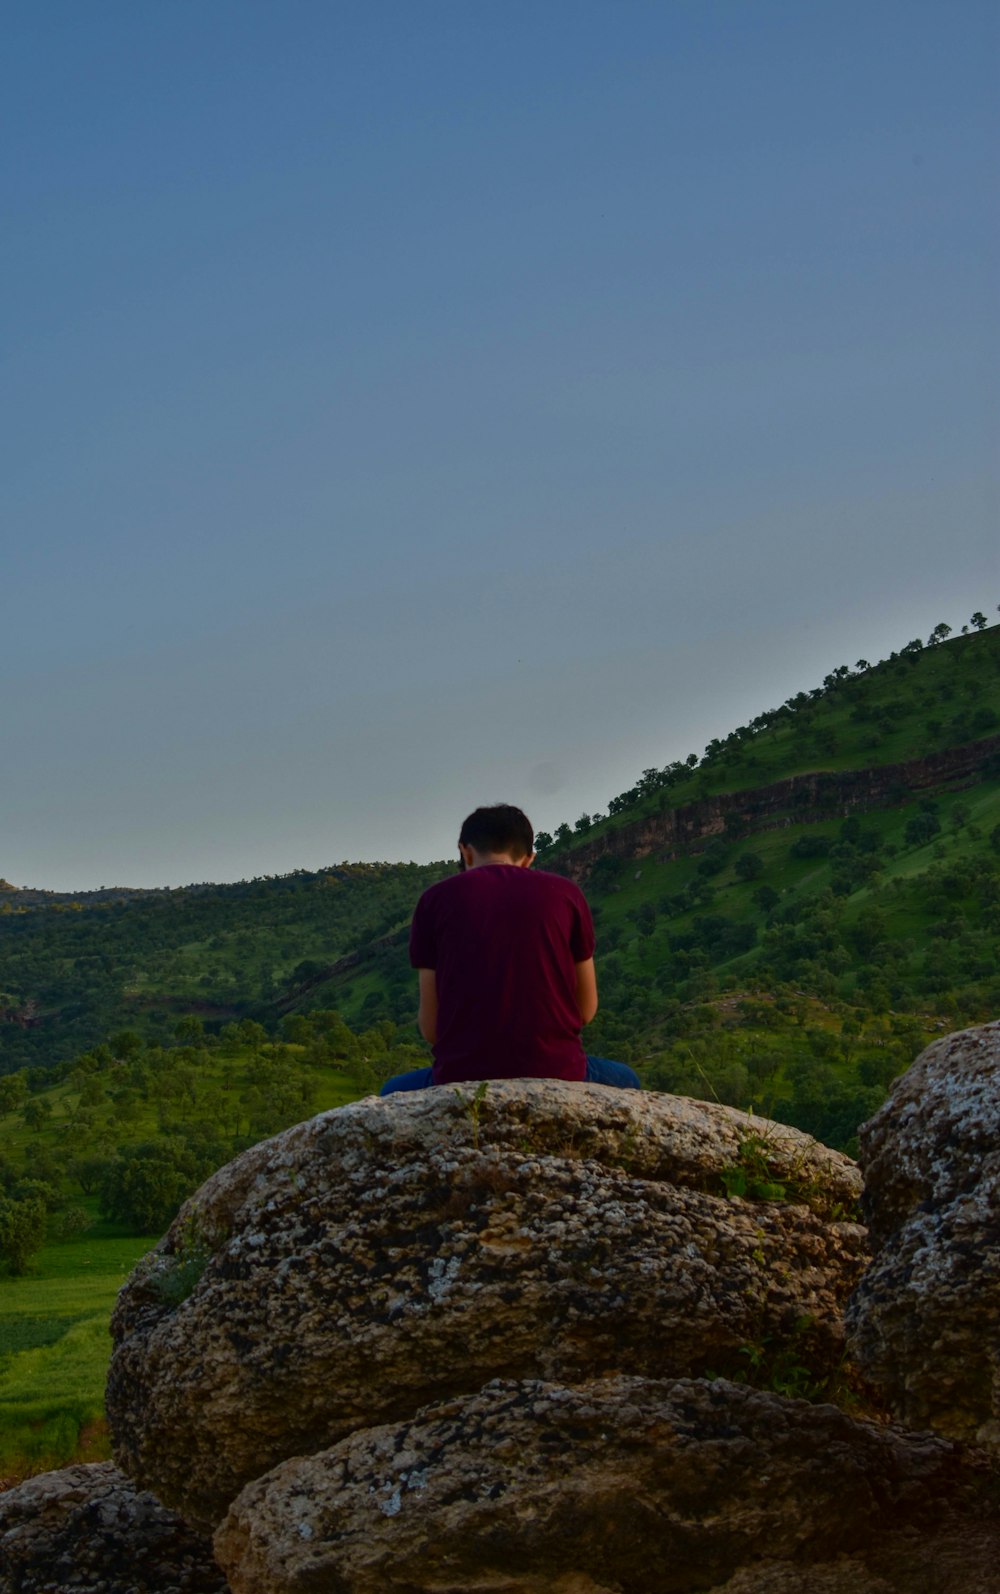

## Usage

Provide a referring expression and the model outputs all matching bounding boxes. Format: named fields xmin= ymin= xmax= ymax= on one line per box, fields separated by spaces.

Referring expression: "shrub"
xmin=790 ymin=835 xmax=832 ymax=859
xmin=97 ymin=1136 xmax=222 ymax=1236
xmin=0 ymin=1194 xmax=47 ymax=1275
xmin=905 ymin=811 xmax=941 ymax=847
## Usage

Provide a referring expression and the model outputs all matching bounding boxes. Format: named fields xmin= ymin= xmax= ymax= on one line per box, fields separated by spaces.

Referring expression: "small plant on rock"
xmin=454 ymin=1081 xmax=490 ymax=1150
xmin=149 ymin=1212 xmax=218 ymax=1308
xmin=719 ymin=1134 xmax=789 ymax=1202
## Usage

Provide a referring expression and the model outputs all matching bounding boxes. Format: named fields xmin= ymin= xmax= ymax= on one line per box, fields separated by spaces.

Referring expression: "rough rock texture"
xmin=714 ymin=1551 xmax=1000 ymax=1594
xmin=0 ymin=1462 xmax=228 ymax=1593
xmin=846 ymin=1019 xmax=1000 ymax=1447
xmin=214 ymin=1374 xmax=998 ymax=1594
xmin=711 ymin=1567 xmax=894 ymax=1594
xmin=107 ymin=1081 xmax=864 ymax=1528
xmin=559 ymin=734 xmax=1000 ymax=883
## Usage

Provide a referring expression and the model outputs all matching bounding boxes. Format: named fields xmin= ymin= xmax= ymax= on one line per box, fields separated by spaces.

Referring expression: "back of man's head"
xmin=458 ymin=804 xmax=534 ymax=860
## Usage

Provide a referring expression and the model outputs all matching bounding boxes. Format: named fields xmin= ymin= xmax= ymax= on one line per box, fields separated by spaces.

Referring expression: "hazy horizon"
xmin=7 ymin=613 xmax=998 ymax=893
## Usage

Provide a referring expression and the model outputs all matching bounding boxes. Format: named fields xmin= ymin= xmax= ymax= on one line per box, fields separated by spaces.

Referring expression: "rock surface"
xmin=107 ymin=1080 xmax=865 ymax=1528
xmin=847 ymin=1019 xmax=1000 ymax=1447
xmin=0 ymin=1461 xmax=228 ymax=1593
xmin=714 ymin=1551 xmax=1000 ymax=1594
xmin=215 ymin=1374 xmax=996 ymax=1594
xmin=560 ymin=735 xmax=1000 ymax=883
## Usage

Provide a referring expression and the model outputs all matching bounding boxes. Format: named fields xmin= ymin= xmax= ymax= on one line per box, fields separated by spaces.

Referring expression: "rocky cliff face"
xmin=553 ymin=734 xmax=1000 ymax=880
xmin=4 ymin=1038 xmax=1000 ymax=1593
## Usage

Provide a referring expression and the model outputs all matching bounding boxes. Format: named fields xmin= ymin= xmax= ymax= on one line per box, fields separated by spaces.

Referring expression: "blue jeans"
xmin=380 ymin=1054 xmax=641 ymax=1096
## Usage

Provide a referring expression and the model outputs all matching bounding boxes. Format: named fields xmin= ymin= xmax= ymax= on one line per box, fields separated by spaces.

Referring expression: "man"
xmin=380 ymin=803 xmax=640 ymax=1093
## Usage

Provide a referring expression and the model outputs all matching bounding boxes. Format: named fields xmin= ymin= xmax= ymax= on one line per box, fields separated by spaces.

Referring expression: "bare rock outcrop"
xmin=847 ymin=1019 xmax=1000 ymax=1447
xmin=106 ymin=1080 xmax=864 ymax=1528
xmin=557 ymin=734 xmax=1000 ymax=883
xmin=214 ymin=1374 xmax=997 ymax=1594
xmin=0 ymin=1461 xmax=228 ymax=1593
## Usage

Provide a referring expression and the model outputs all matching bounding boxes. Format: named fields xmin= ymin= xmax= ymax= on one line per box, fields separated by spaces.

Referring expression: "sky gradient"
xmin=3 ymin=1 xmax=998 ymax=888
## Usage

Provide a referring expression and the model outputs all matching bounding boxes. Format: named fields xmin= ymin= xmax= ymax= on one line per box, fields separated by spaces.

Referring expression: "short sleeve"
xmin=568 ymin=888 xmax=596 ymax=962
xmin=409 ymin=888 xmax=437 ymax=969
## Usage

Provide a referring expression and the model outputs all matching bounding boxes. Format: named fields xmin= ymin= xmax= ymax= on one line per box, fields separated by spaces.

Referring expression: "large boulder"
xmin=107 ymin=1080 xmax=865 ymax=1528
xmin=214 ymin=1374 xmax=996 ymax=1594
xmin=846 ymin=1019 xmax=1000 ymax=1447
xmin=0 ymin=1461 xmax=228 ymax=1593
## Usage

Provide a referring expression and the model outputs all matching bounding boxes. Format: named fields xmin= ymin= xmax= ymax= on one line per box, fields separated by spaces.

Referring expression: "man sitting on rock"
xmin=380 ymin=803 xmax=640 ymax=1094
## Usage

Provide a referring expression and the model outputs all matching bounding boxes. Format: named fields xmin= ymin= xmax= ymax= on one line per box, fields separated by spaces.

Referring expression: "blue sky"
xmin=2 ymin=1 xmax=997 ymax=887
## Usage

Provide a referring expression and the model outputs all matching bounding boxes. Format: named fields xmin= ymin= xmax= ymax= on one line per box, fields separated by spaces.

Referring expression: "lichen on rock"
xmin=106 ymin=1080 xmax=866 ymax=1528
xmin=847 ymin=1019 xmax=1000 ymax=1448
xmin=213 ymin=1374 xmax=989 ymax=1594
xmin=0 ymin=1461 xmax=228 ymax=1593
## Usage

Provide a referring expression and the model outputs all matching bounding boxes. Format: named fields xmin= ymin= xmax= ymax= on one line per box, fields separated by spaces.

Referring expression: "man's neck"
xmin=462 ymin=847 xmax=534 ymax=870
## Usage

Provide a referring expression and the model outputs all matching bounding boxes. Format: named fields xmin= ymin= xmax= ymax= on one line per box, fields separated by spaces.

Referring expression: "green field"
xmin=0 ymin=1208 xmax=156 ymax=1477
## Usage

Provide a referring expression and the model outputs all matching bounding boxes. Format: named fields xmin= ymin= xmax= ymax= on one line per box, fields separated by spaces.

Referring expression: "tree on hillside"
xmin=22 ymin=1097 xmax=52 ymax=1132
xmin=697 ymin=841 xmax=729 ymax=878
xmin=110 ymin=1030 xmax=144 ymax=1061
xmin=290 ymin=1009 xmax=358 ymax=1063
xmin=0 ymin=1194 xmax=47 ymax=1275
xmin=753 ymin=884 xmax=780 ymax=915
xmin=905 ymin=811 xmax=942 ymax=847
xmin=971 ymin=612 xmax=988 ymax=631
xmin=0 ymin=1073 xmax=27 ymax=1114
xmin=68 ymin=1155 xmax=112 ymax=1196
xmin=98 ymin=1139 xmax=219 ymax=1234
xmin=847 ymin=908 xmax=888 ymax=958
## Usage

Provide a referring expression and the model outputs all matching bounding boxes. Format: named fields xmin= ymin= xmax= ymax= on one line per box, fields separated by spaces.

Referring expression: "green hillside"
xmin=1 ymin=608 xmax=1000 ymax=1122
xmin=286 ymin=620 xmax=1000 ymax=1134
xmin=2 ymin=611 xmax=999 ymax=1478
xmin=2 ymin=614 xmax=999 ymax=1114
xmin=0 ymin=860 xmax=449 ymax=1072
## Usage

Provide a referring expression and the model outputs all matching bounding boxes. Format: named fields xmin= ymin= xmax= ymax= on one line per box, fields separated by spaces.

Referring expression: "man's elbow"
xmin=580 ymin=995 xmax=599 ymax=1025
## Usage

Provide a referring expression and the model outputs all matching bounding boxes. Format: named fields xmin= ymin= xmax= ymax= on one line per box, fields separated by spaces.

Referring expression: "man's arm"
xmin=417 ymin=968 xmax=438 ymax=1044
xmin=575 ymin=958 xmax=598 ymax=1025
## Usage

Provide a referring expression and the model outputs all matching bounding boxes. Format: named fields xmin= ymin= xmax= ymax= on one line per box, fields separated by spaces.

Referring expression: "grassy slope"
xmin=0 ymin=861 xmax=449 ymax=1071
xmin=0 ymin=1047 xmax=372 ymax=1171
xmin=583 ymin=622 xmax=1000 ymax=827
xmin=0 ymin=1209 xmax=156 ymax=1477
xmin=300 ymin=627 xmax=1000 ymax=1131
xmin=2 ymin=627 xmax=996 ymax=1071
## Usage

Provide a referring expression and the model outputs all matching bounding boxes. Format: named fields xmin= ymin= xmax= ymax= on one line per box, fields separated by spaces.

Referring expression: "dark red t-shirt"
xmin=409 ymin=865 xmax=596 ymax=1084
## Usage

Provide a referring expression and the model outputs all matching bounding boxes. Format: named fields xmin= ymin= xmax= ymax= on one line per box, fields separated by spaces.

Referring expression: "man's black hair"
xmin=458 ymin=804 xmax=534 ymax=860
